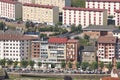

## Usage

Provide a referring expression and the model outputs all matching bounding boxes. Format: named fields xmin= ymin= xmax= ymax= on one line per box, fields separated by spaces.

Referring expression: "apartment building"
xmin=48 ymin=37 xmax=67 ymax=68
xmin=66 ymin=39 xmax=79 ymax=68
xmin=113 ymin=30 xmax=120 ymax=39
xmin=115 ymin=10 xmax=120 ymax=26
xmin=86 ymin=0 xmax=120 ymax=16
xmin=40 ymin=40 xmax=48 ymax=62
xmin=0 ymin=0 xmax=22 ymax=20
xmin=31 ymin=41 xmax=40 ymax=60
xmin=63 ymin=7 xmax=107 ymax=28
xmin=34 ymin=0 xmax=71 ymax=12
xmin=97 ymin=36 xmax=117 ymax=64
xmin=23 ymin=3 xmax=59 ymax=25
xmin=0 ymin=34 xmax=38 ymax=61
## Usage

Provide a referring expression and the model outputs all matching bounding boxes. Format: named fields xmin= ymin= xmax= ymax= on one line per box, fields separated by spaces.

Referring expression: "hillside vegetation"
xmin=71 ymin=0 xmax=85 ymax=7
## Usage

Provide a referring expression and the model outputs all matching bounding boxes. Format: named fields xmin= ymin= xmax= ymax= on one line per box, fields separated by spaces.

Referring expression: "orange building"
xmin=66 ymin=39 xmax=79 ymax=68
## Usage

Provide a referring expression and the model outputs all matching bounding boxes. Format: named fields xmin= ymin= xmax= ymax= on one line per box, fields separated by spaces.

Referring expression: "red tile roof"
xmin=98 ymin=36 xmax=117 ymax=44
xmin=63 ymin=7 xmax=106 ymax=12
xmin=86 ymin=0 xmax=120 ymax=2
xmin=67 ymin=39 xmax=79 ymax=43
xmin=48 ymin=37 xmax=67 ymax=43
xmin=101 ymin=77 xmax=119 ymax=80
xmin=23 ymin=3 xmax=55 ymax=9
xmin=0 ymin=34 xmax=38 ymax=40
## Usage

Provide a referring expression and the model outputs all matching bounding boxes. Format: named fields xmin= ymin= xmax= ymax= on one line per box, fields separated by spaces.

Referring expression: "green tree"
xmin=99 ymin=62 xmax=104 ymax=70
xmin=117 ymin=62 xmax=120 ymax=69
xmin=81 ymin=62 xmax=89 ymax=71
xmin=40 ymin=34 xmax=47 ymax=38
xmin=106 ymin=62 xmax=112 ymax=71
xmin=14 ymin=61 xmax=18 ymax=67
xmin=29 ymin=60 xmax=35 ymax=69
xmin=71 ymin=0 xmax=85 ymax=7
xmin=38 ymin=62 xmax=42 ymax=68
xmin=0 ymin=22 xmax=5 ymax=30
xmin=61 ymin=61 xmax=66 ymax=68
xmin=25 ymin=21 xmax=30 ymax=28
xmin=68 ymin=62 xmax=72 ymax=68
xmin=7 ymin=60 xmax=13 ymax=67
xmin=51 ymin=63 xmax=55 ymax=68
xmin=20 ymin=60 xmax=28 ymax=68
xmin=77 ymin=24 xmax=82 ymax=33
xmin=76 ymin=62 xmax=80 ymax=69
xmin=0 ymin=59 xmax=6 ymax=67
xmin=84 ymin=34 xmax=90 ymax=41
xmin=91 ymin=62 xmax=98 ymax=70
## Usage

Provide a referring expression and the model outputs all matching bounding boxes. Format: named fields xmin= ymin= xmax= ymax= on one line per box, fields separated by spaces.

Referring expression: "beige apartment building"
xmin=23 ymin=3 xmax=59 ymax=25
xmin=0 ymin=0 xmax=22 ymax=20
xmin=34 ymin=0 xmax=71 ymax=12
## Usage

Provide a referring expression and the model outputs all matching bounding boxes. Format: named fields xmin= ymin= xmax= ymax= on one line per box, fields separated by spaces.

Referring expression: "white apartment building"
xmin=115 ymin=10 xmax=120 ymax=26
xmin=0 ymin=0 xmax=22 ymax=20
xmin=23 ymin=3 xmax=59 ymax=25
xmin=86 ymin=0 xmax=120 ymax=16
xmin=0 ymin=34 xmax=38 ymax=61
xmin=63 ymin=7 xmax=107 ymax=28
xmin=34 ymin=0 xmax=71 ymax=12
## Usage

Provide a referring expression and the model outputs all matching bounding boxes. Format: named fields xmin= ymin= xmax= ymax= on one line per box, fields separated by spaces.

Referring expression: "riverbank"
xmin=8 ymin=72 xmax=110 ymax=80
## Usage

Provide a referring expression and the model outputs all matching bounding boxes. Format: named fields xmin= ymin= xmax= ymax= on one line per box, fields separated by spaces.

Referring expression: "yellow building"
xmin=34 ymin=0 xmax=71 ymax=12
xmin=23 ymin=3 xmax=59 ymax=25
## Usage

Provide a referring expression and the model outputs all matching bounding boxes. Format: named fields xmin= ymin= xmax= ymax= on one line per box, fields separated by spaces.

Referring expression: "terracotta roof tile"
xmin=63 ymin=7 xmax=106 ymax=12
xmin=101 ymin=77 xmax=119 ymax=80
xmin=48 ymin=37 xmax=67 ymax=43
xmin=23 ymin=3 xmax=55 ymax=9
xmin=0 ymin=34 xmax=38 ymax=40
xmin=98 ymin=36 xmax=117 ymax=44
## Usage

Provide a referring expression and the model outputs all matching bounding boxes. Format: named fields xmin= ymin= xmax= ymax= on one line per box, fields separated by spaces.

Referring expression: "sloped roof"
xmin=48 ymin=37 xmax=67 ymax=43
xmin=83 ymin=25 xmax=118 ymax=31
xmin=82 ymin=46 xmax=95 ymax=52
xmin=98 ymin=36 xmax=117 ymax=44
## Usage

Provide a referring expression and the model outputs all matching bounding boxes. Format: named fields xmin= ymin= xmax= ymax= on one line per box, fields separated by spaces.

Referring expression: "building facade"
xmin=31 ymin=41 xmax=40 ymax=60
xmin=97 ymin=36 xmax=117 ymax=64
xmin=34 ymin=0 xmax=71 ymax=12
xmin=115 ymin=10 xmax=120 ymax=26
xmin=23 ymin=3 xmax=59 ymax=25
xmin=0 ymin=0 xmax=22 ymax=20
xmin=63 ymin=7 xmax=107 ymax=28
xmin=0 ymin=34 xmax=38 ymax=61
xmin=48 ymin=37 xmax=67 ymax=68
xmin=81 ymin=46 xmax=96 ymax=64
xmin=86 ymin=0 xmax=120 ymax=16
xmin=66 ymin=39 xmax=79 ymax=68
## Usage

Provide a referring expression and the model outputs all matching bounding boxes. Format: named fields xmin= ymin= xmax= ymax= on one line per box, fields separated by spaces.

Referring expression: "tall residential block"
xmin=23 ymin=3 xmax=59 ymax=25
xmin=0 ymin=34 xmax=38 ymax=61
xmin=0 ymin=0 xmax=22 ymax=20
xmin=63 ymin=7 xmax=107 ymax=28
xmin=86 ymin=0 xmax=120 ymax=16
